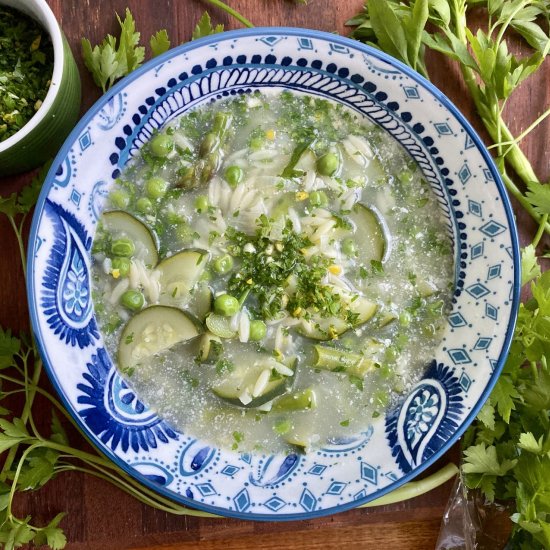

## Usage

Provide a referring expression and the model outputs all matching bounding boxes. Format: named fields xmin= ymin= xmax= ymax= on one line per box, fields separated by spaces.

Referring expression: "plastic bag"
xmin=436 ymin=470 xmax=513 ymax=550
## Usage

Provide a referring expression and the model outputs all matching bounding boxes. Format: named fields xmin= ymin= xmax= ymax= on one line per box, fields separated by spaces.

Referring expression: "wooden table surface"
xmin=1 ymin=1 xmax=548 ymax=549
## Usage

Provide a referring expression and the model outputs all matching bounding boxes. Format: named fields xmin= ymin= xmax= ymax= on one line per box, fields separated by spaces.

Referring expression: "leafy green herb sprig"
xmin=348 ymin=0 xmax=550 ymax=235
xmin=81 ymin=9 xmax=224 ymax=93
xmin=0 ymin=171 xmax=219 ymax=547
xmin=348 ymin=1 xmax=550 ymax=547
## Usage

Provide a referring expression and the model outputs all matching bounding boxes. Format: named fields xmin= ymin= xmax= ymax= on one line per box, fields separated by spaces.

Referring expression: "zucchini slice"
xmin=118 ymin=306 xmax=200 ymax=370
xmin=198 ymin=332 xmax=223 ymax=363
xmin=102 ymin=211 xmax=158 ymax=267
xmin=212 ymin=356 xmax=297 ymax=408
xmin=157 ymin=249 xmax=209 ymax=306
xmin=187 ymin=281 xmax=213 ymax=321
xmin=350 ymin=203 xmax=389 ymax=264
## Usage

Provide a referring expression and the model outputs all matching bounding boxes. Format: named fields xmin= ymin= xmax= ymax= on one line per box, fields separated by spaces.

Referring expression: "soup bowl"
xmin=28 ymin=28 xmax=520 ymax=520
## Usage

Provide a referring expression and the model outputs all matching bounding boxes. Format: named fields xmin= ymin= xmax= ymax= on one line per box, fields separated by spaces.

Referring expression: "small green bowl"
xmin=0 ymin=0 xmax=81 ymax=176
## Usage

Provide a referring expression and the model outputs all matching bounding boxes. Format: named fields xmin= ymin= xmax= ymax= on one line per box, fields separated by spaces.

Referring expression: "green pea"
xmin=111 ymin=257 xmax=131 ymax=277
xmin=199 ymin=269 xmax=212 ymax=282
xmin=342 ymin=238 xmax=357 ymax=257
xmin=145 ymin=176 xmax=169 ymax=200
xmin=213 ymin=254 xmax=234 ymax=274
xmin=214 ymin=294 xmax=240 ymax=316
xmin=195 ymin=195 xmax=209 ymax=213
xmin=249 ymin=136 xmax=263 ymax=151
xmin=120 ymin=290 xmax=144 ymax=311
xmin=111 ymin=238 xmax=135 ymax=257
xmin=150 ymin=133 xmax=174 ymax=158
xmin=316 ymin=152 xmax=340 ymax=176
xmin=309 ymin=190 xmax=328 ymax=207
xmin=136 ymin=197 xmax=153 ymax=214
xmin=399 ymin=311 xmax=412 ymax=327
xmin=109 ymin=189 xmax=130 ymax=209
xmin=176 ymin=222 xmax=194 ymax=244
xmin=224 ymin=165 xmax=243 ymax=188
xmin=399 ymin=170 xmax=413 ymax=183
xmin=249 ymin=320 xmax=267 ymax=341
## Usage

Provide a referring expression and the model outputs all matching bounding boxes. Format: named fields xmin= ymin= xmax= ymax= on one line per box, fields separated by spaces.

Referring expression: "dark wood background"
xmin=1 ymin=1 xmax=548 ymax=548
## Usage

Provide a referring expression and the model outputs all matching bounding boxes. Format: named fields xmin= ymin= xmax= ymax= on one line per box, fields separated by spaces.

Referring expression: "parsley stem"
xmin=0 ymin=372 xmax=76 ymax=427
xmin=487 ymin=107 xmax=550 ymax=156
xmin=532 ymin=214 xmax=549 ymax=249
xmin=530 ymin=361 xmax=539 ymax=381
xmin=205 ymin=0 xmax=255 ymax=28
xmin=6 ymin=442 xmax=42 ymax=520
xmin=57 ymin=463 xmax=219 ymax=516
xmin=7 ymin=215 xmax=27 ymax=279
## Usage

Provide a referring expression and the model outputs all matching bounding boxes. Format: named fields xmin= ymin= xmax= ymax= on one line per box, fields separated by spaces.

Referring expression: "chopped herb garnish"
xmin=0 ymin=6 xmax=54 ymax=141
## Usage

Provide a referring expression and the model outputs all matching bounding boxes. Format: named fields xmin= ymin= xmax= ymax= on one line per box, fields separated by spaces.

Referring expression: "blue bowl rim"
xmin=27 ymin=26 xmax=521 ymax=521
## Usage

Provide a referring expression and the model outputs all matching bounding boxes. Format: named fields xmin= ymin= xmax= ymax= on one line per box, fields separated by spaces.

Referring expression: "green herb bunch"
xmin=348 ymin=1 xmax=550 ymax=547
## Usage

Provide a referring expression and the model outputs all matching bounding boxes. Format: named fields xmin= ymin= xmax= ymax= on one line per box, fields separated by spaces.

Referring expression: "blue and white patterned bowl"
xmin=28 ymin=28 xmax=520 ymax=520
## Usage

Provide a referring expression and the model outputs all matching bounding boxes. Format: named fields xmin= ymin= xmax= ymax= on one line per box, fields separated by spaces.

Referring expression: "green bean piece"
xmin=342 ymin=238 xmax=357 ymax=257
xmin=196 ymin=112 xmax=233 ymax=184
xmin=111 ymin=238 xmax=135 ymax=257
xmin=109 ymin=189 xmax=130 ymax=209
xmin=177 ymin=165 xmax=195 ymax=188
xmin=195 ymin=195 xmax=209 ymax=213
xmin=272 ymin=388 xmax=317 ymax=412
xmin=214 ymin=294 xmax=240 ymax=316
xmin=120 ymin=290 xmax=144 ymax=311
xmin=111 ymin=257 xmax=131 ymax=277
xmin=136 ymin=197 xmax=153 ymax=214
xmin=316 ymin=152 xmax=340 ymax=176
xmin=224 ymin=165 xmax=243 ymax=188
xmin=312 ymin=345 xmax=376 ymax=377
xmin=199 ymin=132 xmax=219 ymax=158
xmin=145 ymin=176 xmax=169 ymax=199
xmin=150 ymin=133 xmax=174 ymax=158
xmin=249 ymin=320 xmax=267 ymax=341
xmin=213 ymin=254 xmax=234 ymax=274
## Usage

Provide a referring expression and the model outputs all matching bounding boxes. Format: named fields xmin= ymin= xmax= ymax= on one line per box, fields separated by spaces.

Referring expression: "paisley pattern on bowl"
xmin=28 ymin=28 xmax=519 ymax=520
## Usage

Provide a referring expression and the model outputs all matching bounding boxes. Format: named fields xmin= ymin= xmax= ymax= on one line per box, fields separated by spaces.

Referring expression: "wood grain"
xmin=1 ymin=1 xmax=548 ymax=548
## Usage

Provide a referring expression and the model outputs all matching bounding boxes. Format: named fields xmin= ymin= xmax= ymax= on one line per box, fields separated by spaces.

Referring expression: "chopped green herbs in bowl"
xmin=0 ymin=0 xmax=81 ymax=176
xmin=0 ymin=5 xmax=54 ymax=142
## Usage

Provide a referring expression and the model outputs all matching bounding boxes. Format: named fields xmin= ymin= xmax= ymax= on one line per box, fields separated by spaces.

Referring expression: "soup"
xmin=91 ymin=90 xmax=454 ymax=453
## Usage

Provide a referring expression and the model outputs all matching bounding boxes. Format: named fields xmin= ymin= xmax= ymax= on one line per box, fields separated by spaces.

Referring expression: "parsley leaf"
xmin=526 ymin=180 xmax=550 ymax=216
xmin=192 ymin=12 xmax=224 ymax=41
xmin=150 ymin=29 xmax=171 ymax=57
xmin=0 ymin=328 xmax=20 ymax=369
xmin=521 ymin=244 xmax=541 ymax=286
xmin=82 ymin=9 xmax=145 ymax=92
